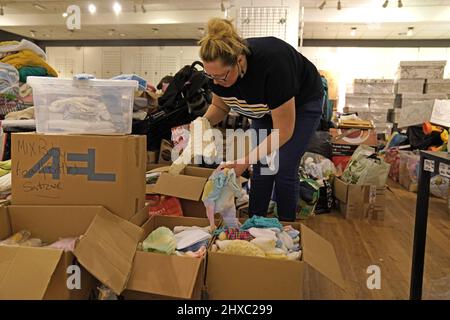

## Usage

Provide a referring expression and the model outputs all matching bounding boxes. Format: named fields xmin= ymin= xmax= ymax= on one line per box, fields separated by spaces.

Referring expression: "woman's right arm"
xmin=203 ymin=94 xmax=230 ymax=126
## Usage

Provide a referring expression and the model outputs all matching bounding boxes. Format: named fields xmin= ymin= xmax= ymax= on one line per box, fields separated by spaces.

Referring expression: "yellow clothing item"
xmin=1 ymin=50 xmax=58 ymax=77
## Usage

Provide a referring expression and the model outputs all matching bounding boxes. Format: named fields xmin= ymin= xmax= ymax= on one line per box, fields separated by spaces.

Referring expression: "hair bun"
xmin=207 ymin=18 xmax=235 ymax=40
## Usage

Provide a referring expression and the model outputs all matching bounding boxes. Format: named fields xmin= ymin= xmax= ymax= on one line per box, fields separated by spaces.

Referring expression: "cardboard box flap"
xmin=152 ymin=172 xmax=207 ymax=201
xmin=74 ymin=208 xmax=143 ymax=295
xmin=0 ymin=246 xmax=63 ymax=300
xmin=127 ymin=251 xmax=203 ymax=299
xmin=300 ymin=224 xmax=346 ymax=290
xmin=334 ymin=178 xmax=349 ymax=203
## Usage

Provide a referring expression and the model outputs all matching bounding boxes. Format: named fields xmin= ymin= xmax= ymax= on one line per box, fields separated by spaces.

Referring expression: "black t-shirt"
xmin=209 ymin=36 xmax=324 ymax=119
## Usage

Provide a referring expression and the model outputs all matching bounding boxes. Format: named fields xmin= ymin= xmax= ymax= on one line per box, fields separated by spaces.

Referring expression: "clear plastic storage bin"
xmin=27 ymin=76 xmax=138 ymax=134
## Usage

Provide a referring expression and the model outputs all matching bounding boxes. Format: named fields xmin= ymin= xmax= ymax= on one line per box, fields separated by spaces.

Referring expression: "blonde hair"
xmin=198 ymin=18 xmax=250 ymax=66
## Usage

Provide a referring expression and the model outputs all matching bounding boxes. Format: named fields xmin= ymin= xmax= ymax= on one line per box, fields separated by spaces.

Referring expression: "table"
xmin=410 ymin=151 xmax=450 ymax=300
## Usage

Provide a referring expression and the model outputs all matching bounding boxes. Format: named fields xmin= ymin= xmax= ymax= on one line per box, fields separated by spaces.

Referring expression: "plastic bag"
xmin=301 ymin=152 xmax=336 ymax=181
xmin=430 ymin=175 xmax=449 ymax=199
xmin=147 ymin=195 xmax=183 ymax=217
xmin=342 ymin=145 xmax=391 ymax=187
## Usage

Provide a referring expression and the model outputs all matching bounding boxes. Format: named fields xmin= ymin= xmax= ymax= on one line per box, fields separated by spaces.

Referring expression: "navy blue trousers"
xmin=249 ymin=97 xmax=323 ymax=221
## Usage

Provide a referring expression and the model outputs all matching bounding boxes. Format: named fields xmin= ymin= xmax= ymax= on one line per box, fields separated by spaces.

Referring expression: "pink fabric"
xmin=46 ymin=237 xmax=78 ymax=252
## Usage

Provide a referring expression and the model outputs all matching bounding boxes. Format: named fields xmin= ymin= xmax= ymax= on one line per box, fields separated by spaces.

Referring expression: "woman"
xmin=198 ymin=18 xmax=324 ymax=222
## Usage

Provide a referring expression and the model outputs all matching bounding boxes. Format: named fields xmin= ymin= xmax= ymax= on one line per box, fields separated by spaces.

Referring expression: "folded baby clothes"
xmin=240 ymin=215 xmax=283 ymax=230
xmin=142 ymin=227 xmax=177 ymax=255
xmin=247 ymin=227 xmax=277 ymax=241
xmin=174 ymin=228 xmax=211 ymax=250
xmin=18 ymin=66 xmax=50 ymax=83
xmin=1 ymin=50 xmax=57 ymax=77
xmin=0 ymin=62 xmax=19 ymax=96
xmin=219 ymin=227 xmax=253 ymax=241
xmin=0 ymin=39 xmax=47 ymax=60
xmin=219 ymin=240 xmax=265 ymax=258
xmin=278 ymin=231 xmax=294 ymax=250
xmin=250 ymin=237 xmax=277 ymax=252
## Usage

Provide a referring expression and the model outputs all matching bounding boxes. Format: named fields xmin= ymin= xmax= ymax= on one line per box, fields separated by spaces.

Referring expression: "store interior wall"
xmin=46 ymin=44 xmax=450 ymax=110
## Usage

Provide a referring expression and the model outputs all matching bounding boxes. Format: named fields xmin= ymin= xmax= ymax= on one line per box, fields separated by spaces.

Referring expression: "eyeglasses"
xmin=203 ymin=67 xmax=231 ymax=81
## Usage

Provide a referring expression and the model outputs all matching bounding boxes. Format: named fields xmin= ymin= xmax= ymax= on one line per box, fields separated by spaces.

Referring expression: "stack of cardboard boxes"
xmin=396 ymin=61 xmax=448 ymax=128
xmin=344 ymin=79 xmax=395 ymax=136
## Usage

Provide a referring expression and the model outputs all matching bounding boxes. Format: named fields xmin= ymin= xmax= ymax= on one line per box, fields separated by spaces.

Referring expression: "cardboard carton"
xmin=11 ymin=133 xmax=146 ymax=220
xmin=0 ymin=205 xmax=143 ymax=299
xmin=124 ymin=215 xmax=217 ymax=300
xmin=334 ymin=177 xmax=386 ymax=220
xmin=206 ymin=220 xmax=345 ymax=300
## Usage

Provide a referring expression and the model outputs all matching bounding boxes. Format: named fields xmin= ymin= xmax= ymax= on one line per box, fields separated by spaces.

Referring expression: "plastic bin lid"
xmin=27 ymin=76 xmax=139 ymax=88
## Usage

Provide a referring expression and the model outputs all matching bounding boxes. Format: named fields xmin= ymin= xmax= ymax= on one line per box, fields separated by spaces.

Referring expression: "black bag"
xmin=133 ymin=61 xmax=212 ymax=151
xmin=306 ymin=131 xmax=332 ymax=159
xmin=314 ymin=179 xmax=334 ymax=214
xmin=407 ymin=125 xmax=442 ymax=151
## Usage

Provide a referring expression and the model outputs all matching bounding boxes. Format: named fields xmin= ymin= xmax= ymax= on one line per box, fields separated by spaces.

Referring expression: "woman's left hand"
xmin=217 ymin=159 xmax=249 ymax=177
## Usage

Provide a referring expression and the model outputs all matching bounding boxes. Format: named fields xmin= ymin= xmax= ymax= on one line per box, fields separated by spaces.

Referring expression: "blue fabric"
xmin=249 ymin=96 xmax=323 ymax=221
xmin=179 ymin=239 xmax=209 ymax=253
xmin=240 ymin=215 xmax=283 ymax=230
xmin=287 ymin=230 xmax=300 ymax=239
xmin=111 ymin=74 xmax=147 ymax=91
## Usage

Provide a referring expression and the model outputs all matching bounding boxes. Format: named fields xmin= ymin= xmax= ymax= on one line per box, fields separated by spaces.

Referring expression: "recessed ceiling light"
xmin=62 ymin=12 xmax=68 ymax=18
xmin=350 ymin=27 xmax=357 ymax=37
xmin=44 ymin=34 xmax=51 ymax=38
xmin=88 ymin=4 xmax=96 ymax=14
xmin=113 ymin=2 xmax=122 ymax=15
xmin=120 ymin=33 xmax=126 ymax=37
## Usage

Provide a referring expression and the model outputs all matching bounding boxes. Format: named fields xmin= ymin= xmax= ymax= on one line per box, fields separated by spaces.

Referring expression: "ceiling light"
xmin=382 ymin=0 xmax=389 ymax=8
xmin=350 ymin=27 xmax=357 ymax=37
xmin=30 ymin=30 xmax=36 ymax=38
xmin=33 ymin=3 xmax=46 ymax=11
xmin=141 ymin=3 xmax=146 ymax=13
xmin=0 ymin=5 xmax=4 ymax=16
xmin=152 ymin=28 xmax=159 ymax=34
xmin=398 ymin=0 xmax=403 ymax=8
xmin=120 ymin=33 xmax=126 ymax=37
xmin=337 ymin=0 xmax=341 ymax=10
xmin=62 ymin=12 xmax=68 ymax=17
xmin=44 ymin=34 xmax=50 ymax=38
xmin=407 ymin=27 xmax=414 ymax=37
xmin=113 ymin=2 xmax=122 ymax=15
xmin=318 ymin=0 xmax=326 ymax=10
xmin=88 ymin=4 xmax=96 ymax=14
xmin=108 ymin=29 xmax=115 ymax=36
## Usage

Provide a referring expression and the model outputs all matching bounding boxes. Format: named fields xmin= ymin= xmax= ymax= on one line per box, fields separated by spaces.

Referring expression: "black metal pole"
xmin=410 ymin=153 xmax=432 ymax=300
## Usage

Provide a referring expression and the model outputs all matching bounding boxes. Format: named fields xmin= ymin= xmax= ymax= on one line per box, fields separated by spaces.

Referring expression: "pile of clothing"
xmin=0 ymin=229 xmax=78 ymax=252
xmin=211 ymin=216 xmax=302 ymax=261
xmin=139 ymin=225 xmax=214 ymax=258
xmin=0 ymin=39 xmax=57 ymax=119
xmin=0 ymin=159 xmax=11 ymax=198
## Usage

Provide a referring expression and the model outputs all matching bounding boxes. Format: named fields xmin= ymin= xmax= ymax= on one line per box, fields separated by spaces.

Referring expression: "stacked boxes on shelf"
xmin=395 ymin=61 xmax=449 ymax=128
xmin=344 ymin=79 xmax=395 ymax=135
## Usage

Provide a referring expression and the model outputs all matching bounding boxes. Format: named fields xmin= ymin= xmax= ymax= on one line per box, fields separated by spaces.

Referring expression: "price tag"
xmin=439 ymin=163 xmax=450 ymax=178
xmin=424 ymin=159 xmax=435 ymax=173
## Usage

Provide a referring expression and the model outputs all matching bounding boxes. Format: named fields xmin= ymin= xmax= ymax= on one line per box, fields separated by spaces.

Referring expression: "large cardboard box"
xmin=334 ymin=177 xmax=386 ymax=220
xmin=426 ymin=79 xmax=450 ymax=94
xmin=353 ymin=79 xmax=395 ymax=95
xmin=206 ymin=220 xmax=345 ymax=300
xmin=124 ymin=215 xmax=218 ymax=300
xmin=330 ymin=128 xmax=377 ymax=157
xmin=11 ymin=133 xmax=146 ymax=220
xmin=397 ymin=60 xmax=446 ymax=79
xmin=0 ymin=205 xmax=143 ymax=299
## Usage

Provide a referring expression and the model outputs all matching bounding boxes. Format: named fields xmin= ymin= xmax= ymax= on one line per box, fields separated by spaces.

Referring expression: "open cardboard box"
xmin=206 ymin=219 xmax=345 ymax=300
xmin=146 ymin=164 xmax=247 ymax=219
xmin=124 ymin=215 xmax=220 ymax=300
xmin=334 ymin=177 xmax=386 ymax=220
xmin=0 ymin=205 xmax=144 ymax=300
